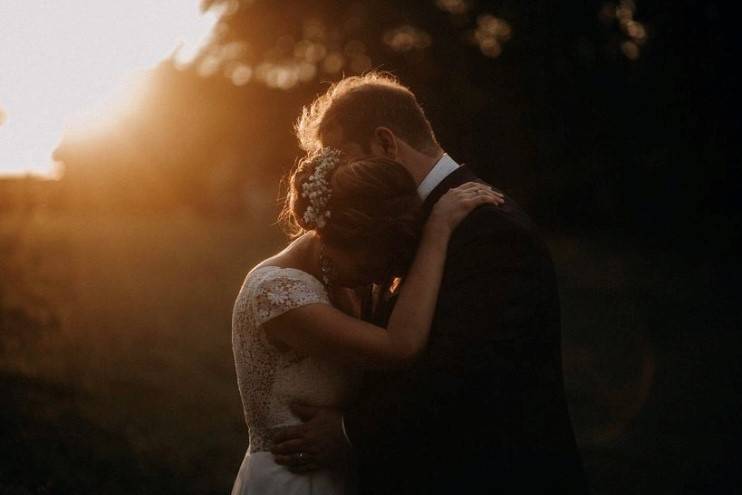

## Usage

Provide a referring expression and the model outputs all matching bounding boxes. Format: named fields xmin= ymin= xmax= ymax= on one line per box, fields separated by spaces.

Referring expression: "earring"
xmin=318 ymin=243 xmax=335 ymax=287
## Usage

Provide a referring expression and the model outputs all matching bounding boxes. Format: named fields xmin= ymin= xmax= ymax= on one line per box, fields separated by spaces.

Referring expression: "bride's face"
xmin=323 ymin=243 xmax=391 ymax=288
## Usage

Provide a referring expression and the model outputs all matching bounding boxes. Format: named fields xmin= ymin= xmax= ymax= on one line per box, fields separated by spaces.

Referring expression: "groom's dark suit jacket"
xmin=344 ymin=166 xmax=589 ymax=494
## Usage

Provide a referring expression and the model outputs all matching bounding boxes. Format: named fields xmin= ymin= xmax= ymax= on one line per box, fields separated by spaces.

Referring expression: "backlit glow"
xmin=0 ymin=1 xmax=221 ymax=177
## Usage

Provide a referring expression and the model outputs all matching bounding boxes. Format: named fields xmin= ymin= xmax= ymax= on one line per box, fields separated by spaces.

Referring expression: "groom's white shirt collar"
xmin=417 ymin=153 xmax=460 ymax=200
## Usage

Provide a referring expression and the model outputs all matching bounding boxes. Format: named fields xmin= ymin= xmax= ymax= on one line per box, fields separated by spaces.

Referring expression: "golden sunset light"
xmin=0 ymin=2 xmax=733 ymax=494
xmin=0 ymin=1 xmax=221 ymax=177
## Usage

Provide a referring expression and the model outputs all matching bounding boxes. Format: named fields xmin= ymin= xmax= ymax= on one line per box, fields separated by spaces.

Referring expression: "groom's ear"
xmin=373 ymin=127 xmax=399 ymax=159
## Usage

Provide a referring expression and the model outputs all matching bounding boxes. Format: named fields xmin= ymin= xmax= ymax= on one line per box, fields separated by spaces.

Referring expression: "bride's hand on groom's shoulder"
xmin=270 ymin=403 xmax=351 ymax=473
xmin=428 ymin=182 xmax=504 ymax=236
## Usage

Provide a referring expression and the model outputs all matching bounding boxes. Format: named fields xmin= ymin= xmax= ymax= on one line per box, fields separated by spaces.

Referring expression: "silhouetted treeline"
xmin=47 ymin=0 xmax=734 ymax=240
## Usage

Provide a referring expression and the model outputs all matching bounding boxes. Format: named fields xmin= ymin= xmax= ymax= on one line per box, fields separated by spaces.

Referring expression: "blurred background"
xmin=0 ymin=1 xmax=738 ymax=493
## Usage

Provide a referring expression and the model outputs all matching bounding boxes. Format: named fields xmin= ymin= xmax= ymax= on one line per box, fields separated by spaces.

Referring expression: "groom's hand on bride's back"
xmin=271 ymin=403 xmax=350 ymax=473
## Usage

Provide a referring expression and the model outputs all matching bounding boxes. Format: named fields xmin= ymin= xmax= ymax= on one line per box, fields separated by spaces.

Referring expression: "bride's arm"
xmin=264 ymin=182 xmax=503 ymax=369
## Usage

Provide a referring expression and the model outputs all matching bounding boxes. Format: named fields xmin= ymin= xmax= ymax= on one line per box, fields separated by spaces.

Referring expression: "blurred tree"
xmin=53 ymin=0 xmax=733 ymax=242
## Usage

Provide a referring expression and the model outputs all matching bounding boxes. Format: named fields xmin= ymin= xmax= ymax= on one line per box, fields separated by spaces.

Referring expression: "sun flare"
xmin=0 ymin=1 xmax=221 ymax=177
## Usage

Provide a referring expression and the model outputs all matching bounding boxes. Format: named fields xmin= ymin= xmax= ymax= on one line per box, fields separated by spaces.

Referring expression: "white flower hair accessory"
xmin=301 ymin=147 xmax=342 ymax=229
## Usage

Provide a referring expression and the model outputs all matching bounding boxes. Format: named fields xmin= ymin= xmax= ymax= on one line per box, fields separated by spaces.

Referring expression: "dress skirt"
xmin=231 ymin=450 xmax=354 ymax=495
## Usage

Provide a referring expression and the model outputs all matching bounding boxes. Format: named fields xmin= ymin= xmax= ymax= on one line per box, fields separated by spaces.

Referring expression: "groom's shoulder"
xmin=452 ymin=193 xmax=548 ymax=257
xmin=460 ymin=193 xmax=537 ymax=236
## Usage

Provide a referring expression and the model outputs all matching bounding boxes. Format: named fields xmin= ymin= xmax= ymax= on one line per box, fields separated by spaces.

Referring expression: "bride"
xmin=231 ymin=148 xmax=502 ymax=495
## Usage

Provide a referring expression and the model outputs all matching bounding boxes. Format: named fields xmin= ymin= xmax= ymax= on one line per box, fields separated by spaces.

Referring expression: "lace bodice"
xmin=232 ymin=266 xmax=360 ymax=452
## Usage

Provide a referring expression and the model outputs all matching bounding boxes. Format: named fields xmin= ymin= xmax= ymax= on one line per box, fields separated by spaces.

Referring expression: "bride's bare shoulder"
xmin=250 ymin=234 xmax=307 ymax=273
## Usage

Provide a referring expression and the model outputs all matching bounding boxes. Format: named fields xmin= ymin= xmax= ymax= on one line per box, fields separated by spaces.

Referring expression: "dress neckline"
xmin=251 ymin=265 xmax=326 ymax=288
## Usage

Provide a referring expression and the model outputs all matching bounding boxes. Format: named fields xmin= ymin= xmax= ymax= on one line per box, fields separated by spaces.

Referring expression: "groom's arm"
xmin=343 ymin=205 xmax=543 ymax=455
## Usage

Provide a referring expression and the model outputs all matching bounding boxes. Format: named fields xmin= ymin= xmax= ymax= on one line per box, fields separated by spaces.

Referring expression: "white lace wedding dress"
xmin=231 ymin=266 xmax=360 ymax=495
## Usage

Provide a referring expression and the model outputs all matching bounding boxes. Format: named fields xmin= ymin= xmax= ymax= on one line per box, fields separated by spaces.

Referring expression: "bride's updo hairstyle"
xmin=280 ymin=151 xmax=422 ymax=272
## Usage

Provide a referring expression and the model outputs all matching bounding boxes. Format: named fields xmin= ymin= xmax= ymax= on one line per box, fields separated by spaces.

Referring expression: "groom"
xmin=271 ymin=73 xmax=589 ymax=494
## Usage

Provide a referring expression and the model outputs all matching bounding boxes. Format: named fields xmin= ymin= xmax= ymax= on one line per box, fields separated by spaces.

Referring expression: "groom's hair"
xmin=295 ymin=72 xmax=440 ymax=156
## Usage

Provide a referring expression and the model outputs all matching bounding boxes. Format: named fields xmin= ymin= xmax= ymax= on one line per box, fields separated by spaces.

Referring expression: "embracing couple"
xmin=231 ymin=73 xmax=589 ymax=494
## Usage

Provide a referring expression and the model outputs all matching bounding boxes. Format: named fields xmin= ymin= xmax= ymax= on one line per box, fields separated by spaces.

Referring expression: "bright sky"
xmin=0 ymin=1 xmax=221 ymax=177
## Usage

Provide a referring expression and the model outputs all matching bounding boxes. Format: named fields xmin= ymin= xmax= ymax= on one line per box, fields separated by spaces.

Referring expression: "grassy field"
xmin=1 ymin=210 xmax=284 ymax=494
xmin=1 ymin=210 xmax=736 ymax=493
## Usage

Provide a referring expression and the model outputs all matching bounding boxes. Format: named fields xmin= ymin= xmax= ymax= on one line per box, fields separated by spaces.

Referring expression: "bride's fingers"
xmin=455 ymin=182 xmax=504 ymax=201
xmin=473 ymin=187 xmax=503 ymax=202
xmin=471 ymin=191 xmax=502 ymax=207
xmin=485 ymin=194 xmax=502 ymax=205
xmin=456 ymin=181 xmax=496 ymax=192
xmin=456 ymin=181 xmax=483 ymax=190
xmin=464 ymin=189 xmax=503 ymax=206
xmin=480 ymin=190 xmax=504 ymax=205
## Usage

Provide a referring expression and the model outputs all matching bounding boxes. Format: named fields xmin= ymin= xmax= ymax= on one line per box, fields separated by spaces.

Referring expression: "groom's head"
xmin=295 ymin=72 xmax=443 ymax=183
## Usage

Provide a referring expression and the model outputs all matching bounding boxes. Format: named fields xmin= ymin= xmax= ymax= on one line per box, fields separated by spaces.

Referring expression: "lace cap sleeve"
xmin=252 ymin=267 xmax=330 ymax=327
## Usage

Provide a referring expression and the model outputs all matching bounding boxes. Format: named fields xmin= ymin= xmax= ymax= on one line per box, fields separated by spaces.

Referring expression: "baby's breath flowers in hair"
xmin=301 ymin=147 xmax=342 ymax=229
